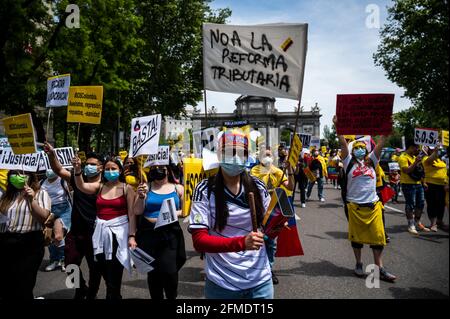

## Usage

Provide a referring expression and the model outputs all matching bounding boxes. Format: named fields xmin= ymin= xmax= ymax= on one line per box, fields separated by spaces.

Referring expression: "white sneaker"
xmin=320 ymin=198 xmax=325 ymax=202
xmin=34 ymin=296 xmax=45 ymax=299
xmin=58 ymin=260 xmax=66 ymax=272
xmin=408 ymin=226 xmax=419 ymax=235
xmin=45 ymin=261 xmax=59 ymax=272
xmin=301 ymin=203 xmax=306 ymax=208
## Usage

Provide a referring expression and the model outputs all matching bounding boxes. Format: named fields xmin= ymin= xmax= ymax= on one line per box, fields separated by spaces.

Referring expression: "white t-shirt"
xmin=189 ymin=176 xmax=272 ymax=291
xmin=343 ymin=152 xmax=379 ymax=204
xmin=41 ymin=177 xmax=68 ymax=206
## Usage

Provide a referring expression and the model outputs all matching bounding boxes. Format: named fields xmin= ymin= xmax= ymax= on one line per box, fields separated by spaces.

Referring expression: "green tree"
xmin=322 ymin=124 xmax=339 ymax=150
xmin=374 ymin=0 xmax=449 ymax=130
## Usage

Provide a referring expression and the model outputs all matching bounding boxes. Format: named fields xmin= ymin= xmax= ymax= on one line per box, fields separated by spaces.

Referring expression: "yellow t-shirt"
xmin=398 ymin=153 xmax=421 ymax=185
xmin=251 ymin=164 xmax=288 ymax=191
xmin=422 ymin=156 xmax=448 ymax=186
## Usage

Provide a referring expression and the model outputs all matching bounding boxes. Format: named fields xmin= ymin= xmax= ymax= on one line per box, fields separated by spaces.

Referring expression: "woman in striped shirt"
xmin=0 ymin=170 xmax=52 ymax=299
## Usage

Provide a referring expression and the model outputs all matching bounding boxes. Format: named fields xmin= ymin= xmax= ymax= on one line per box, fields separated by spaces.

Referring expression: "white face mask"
xmin=261 ymin=156 xmax=273 ymax=166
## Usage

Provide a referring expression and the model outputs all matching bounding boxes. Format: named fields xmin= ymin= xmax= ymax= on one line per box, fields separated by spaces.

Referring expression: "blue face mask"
xmin=84 ymin=164 xmax=99 ymax=177
xmin=220 ymin=162 xmax=246 ymax=177
xmin=354 ymin=148 xmax=366 ymax=159
xmin=104 ymin=170 xmax=120 ymax=182
xmin=46 ymin=169 xmax=57 ymax=180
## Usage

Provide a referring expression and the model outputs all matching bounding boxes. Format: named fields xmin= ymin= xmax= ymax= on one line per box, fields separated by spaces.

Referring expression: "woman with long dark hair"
xmin=0 ymin=170 xmax=52 ymax=299
xmin=72 ymin=156 xmax=135 ymax=299
xmin=131 ymin=162 xmax=186 ymax=299
xmin=189 ymin=130 xmax=272 ymax=299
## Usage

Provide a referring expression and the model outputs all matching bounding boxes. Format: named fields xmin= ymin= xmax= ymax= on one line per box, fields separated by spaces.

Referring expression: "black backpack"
xmin=407 ymin=158 xmax=425 ymax=181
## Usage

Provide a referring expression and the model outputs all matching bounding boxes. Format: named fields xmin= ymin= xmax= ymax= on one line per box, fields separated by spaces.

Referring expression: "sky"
xmin=196 ymin=0 xmax=411 ymax=136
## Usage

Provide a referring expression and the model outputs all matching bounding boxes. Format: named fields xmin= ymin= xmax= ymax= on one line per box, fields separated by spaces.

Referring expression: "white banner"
xmin=46 ymin=74 xmax=71 ymax=107
xmin=144 ymin=146 xmax=170 ymax=167
xmin=203 ymin=23 xmax=308 ymax=100
xmin=0 ymin=149 xmax=41 ymax=171
xmin=414 ymin=128 xmax=439 ymax=147
xmin=129 ymin=114 xmax=161 ymax=158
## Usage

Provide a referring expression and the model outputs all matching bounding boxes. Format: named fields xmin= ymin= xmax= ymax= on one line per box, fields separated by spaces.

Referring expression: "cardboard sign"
xmin=183 ymin=158 xmax=218 ymax=217
xmin=299 ymin=133 xmax=311 ymax=148
xmin=0 ymin=149 xmax=40 ymax=171
xmin=336 ymin=94 xmax=394 ymax=135
xmin=129 ymin=114 xmax=161 ymax=158
xmin=441 ymin=130 xmax=449 ymax=147
xmin=144 ymin=146 xmax=170 ymax=167
xmin=262 ymin=188 xmax=295 ymax=239
xmin=388 ymin=162 xmax=400 ymax=172
xmin=203 ymin=23 xmax=308 ymax=100
xmin=288 ymin=134 xmax=302 ymax=168
xmin=2 ymin=113 xmax=37 ymax=155
xmin=414 ymin=128 xmax=439 ymax=147
xmin=67 ymin=86 xmax=103 ymax=124
xmin=46 ymin=74 xmax=70 ymax=107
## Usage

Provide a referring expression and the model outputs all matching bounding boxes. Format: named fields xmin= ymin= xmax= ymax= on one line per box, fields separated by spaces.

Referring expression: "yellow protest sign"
xmin=77 ymin=151 xmax=86 ymax=163
xmin=183 ymin=158 xmax=218 ymax=217
xmin=67 ymin=86 xmax=103 ymax=124
xmin=442 ymin=130 xmax=449 ymax=147
xmin=288 ymin=134 xmax=302 ymax=168
xmin=344 ymin=135 xmax=356 ymax=141
xmin=321 ymin=146 xmax=327 ymax=154
xmin=2 ymin=113 xmax=37 ymax=154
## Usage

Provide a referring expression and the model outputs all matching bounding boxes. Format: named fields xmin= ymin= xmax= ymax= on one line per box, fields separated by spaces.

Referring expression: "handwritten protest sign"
xmin=336 ymin=94 xmax=394 ymax=135
xmin=414 ymin=128 xmax=439 ymax=147
xmin=442 ymin=130 xmax=449 ymax=147
xmin=37 ymin=147 xmax=74 ymax=171
xmin=67 ymin=86 xmax=103 ymax=124
xmin=144 ymin=146 xmax=170 ymax=167
xmin=183 ymin=158 xmax=218 ymax=217
xmin=203 ymin=23 xmax=308 ymax=100
xmin=2 ymin=113 xmax=37 ymax=155
xmin=129 ymin=114 xmax=161 ymax=158
xmin=288 ymin=134 xmax=302 ymax=168
xmin=46 ymin=74 xmax=70 ymax=107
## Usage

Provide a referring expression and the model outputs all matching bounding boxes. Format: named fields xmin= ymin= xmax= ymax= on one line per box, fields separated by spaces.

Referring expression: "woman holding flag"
xmin=189 ymin=130 xmax=273 ymax=299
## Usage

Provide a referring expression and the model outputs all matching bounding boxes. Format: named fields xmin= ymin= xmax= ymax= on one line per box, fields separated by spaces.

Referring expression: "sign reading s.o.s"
xmin=414 ymin=128 xmax=439 ymax=147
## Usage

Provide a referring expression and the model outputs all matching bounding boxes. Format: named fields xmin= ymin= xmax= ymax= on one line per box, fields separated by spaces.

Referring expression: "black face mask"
xmin=150 ymin=168 xmax=167 ymax=181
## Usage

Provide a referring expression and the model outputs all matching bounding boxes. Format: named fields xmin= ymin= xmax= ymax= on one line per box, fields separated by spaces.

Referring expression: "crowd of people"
xmin=0 ymin=118 xmax=448 ymax=300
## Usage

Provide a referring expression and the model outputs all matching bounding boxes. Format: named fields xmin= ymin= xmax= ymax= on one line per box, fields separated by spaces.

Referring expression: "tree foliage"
xmin=374 ymin=0 xmax=449 ymax=130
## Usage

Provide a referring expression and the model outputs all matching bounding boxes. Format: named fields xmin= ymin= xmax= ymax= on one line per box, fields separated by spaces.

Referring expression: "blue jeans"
xmin=307 ymin=177 xmax=324 ymax=199
xmin=401 ymin=184 xmax=425 ymax=213
xmin=264 ymin=237 xmax=277 ymax=269
xmin=48 ymin=202 xmax=72 ymax=262
xmin=205 ymin=278 xmax=273 ymax=299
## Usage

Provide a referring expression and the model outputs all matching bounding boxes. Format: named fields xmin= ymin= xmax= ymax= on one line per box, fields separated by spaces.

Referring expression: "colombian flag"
xmin=275 ymin=198 xmax=304 ymax=257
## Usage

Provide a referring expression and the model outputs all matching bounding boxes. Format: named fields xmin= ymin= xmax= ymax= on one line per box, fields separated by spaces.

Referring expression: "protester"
xmin=41 ymin=169 xmax=72 ymax=272
xmin=73 ymin=156 xmax=135 ymax=299
xmin=334 ymin=116 xmax=396 ymax=282
xmin=397 ymin=140 xmax=430 ymax=234
xmin=132 ymin=163 xmax=186 ymax=299
xmin=306 ymin=149 xmax=328 ymax=202
xmin=44 ymin=142 xmax=103 ymax=299
xmin=250 ymin=148 xmax=294 ymax=285
xmin=294 ymin=153 xmax=308 ymax=208
xmin=422 ymin=145 xmax=449 ymax=232
xmin=189 ymin=130 xmax=273 ymax=299
xmin=0 ymin=171 xmax=52 ymax=299
xmin=389 ymin=169 xmax=401 ymax=203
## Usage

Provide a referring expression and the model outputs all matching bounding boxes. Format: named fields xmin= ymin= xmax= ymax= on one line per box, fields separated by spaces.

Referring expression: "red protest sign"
xmin=336 ymin=94 xmax=394 ymax=135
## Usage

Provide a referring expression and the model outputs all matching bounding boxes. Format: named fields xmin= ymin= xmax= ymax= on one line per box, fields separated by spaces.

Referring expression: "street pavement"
xmin=34 ymin=184 xmax=449 ymax=299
